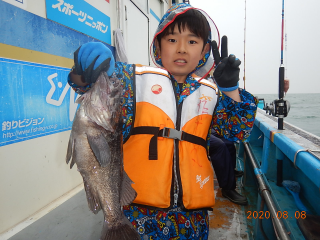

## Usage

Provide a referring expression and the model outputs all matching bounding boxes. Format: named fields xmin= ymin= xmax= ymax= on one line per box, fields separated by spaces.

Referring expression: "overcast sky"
xmin=191 ymin=0 xmax=320 ymax=94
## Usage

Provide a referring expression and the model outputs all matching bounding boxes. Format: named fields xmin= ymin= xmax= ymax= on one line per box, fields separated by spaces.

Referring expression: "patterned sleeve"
xmin=211 ymin=88 xmax=258 ymax=142
xmin=113 ymin=62 xmax=135 ymax=142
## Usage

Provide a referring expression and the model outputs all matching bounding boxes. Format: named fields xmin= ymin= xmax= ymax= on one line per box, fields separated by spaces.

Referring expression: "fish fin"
xmin=86 ymin=133 xmax=111 ymax=167
xmin=100 ymin=216 xmax=140 ymax=240
xmin=66 ymin=137 xmax=77 ymax=169
xmin=120 ymin=170 xmax=137 ymax=206
xmin=83 ymin=178 xmax=101 ymax=214
xmin=66 ymin=136 xmax=74 ymax=165
xmin=69 ymin=139 xmax=77 ymax=169
xmin=70 ymin=157 xmax=76 ymax=169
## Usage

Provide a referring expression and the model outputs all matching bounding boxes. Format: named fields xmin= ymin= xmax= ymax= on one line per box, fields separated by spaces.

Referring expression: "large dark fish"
xmin=66 ymin=72 xmax=139 ymax=240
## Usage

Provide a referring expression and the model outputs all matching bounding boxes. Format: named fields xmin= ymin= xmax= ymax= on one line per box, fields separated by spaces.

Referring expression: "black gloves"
xmin=211 ymin=36 xmax=241 ymax=91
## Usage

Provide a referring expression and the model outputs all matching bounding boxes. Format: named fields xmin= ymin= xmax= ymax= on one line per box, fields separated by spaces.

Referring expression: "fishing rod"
xmin=264 ymin=0 xmax=290 ymax=131
xmin=262 ymin=0 xmax=291 ymax=187
xmin=277 ymin=0 xmax=286 ymax=130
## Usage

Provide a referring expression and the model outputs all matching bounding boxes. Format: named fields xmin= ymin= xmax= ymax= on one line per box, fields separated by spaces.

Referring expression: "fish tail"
xmin=100 ymin=216 xmax=140 ymax=240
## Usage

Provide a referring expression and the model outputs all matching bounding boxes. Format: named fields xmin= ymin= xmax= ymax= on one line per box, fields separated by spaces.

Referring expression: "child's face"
xmin=158 ymin=25 xmax=209 ymax=83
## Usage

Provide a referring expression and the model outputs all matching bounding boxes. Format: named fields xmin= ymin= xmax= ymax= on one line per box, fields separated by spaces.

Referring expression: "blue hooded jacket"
xmin=69 ymin=3 xmax=257 ymax=143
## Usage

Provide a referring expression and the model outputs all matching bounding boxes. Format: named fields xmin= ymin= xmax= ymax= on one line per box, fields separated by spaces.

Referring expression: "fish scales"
xmin=66 ymin=72 xmax=140 ymax=240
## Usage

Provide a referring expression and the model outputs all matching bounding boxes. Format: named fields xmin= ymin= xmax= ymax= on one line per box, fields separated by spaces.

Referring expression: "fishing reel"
xmin=264 ymin=99 xmax=290 ymax=118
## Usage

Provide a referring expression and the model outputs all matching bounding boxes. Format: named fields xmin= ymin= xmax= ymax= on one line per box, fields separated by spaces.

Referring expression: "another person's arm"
xmin=284 ymin=79 xmax=290 ymax=94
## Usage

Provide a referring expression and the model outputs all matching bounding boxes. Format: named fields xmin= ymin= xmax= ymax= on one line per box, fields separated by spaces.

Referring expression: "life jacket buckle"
xmin=162 ymin=127 xmax=183 ymax=141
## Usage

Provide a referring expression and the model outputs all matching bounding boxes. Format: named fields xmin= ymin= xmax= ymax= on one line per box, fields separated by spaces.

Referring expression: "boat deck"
xmin=6 ymin=174 xmax=251 ymax=240
xmin=208 ymin=179 xmax=252 ymax=240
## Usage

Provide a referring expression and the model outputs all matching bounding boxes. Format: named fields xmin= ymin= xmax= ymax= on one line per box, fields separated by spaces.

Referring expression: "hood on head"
xmin=150 ymin=3 xmax=220 ymax=80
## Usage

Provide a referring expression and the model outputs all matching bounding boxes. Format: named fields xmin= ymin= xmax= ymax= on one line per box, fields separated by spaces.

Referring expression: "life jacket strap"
xmin=131 ymin=126 xmax=207 ymax=160
xmin=131 ymin=126 xmax=160 ymax=160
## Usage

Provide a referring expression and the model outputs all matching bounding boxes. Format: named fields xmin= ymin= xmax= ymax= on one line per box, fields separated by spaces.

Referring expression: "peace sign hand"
xmin=211 ymin=36 xmax=241 ymax=91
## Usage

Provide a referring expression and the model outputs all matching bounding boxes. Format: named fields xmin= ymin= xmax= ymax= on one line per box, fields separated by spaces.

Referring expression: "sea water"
xmin=254 ymin=93 xmax=320 ymax=138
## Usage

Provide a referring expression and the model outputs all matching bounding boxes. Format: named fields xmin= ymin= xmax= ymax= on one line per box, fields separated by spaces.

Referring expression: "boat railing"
xmin=254 ymin=108 xmax=320 ymax=188
xmin=238 ymin=108 xmax=320 ymax=239
xmin=243 ymin=142 xmax=292 ymax=240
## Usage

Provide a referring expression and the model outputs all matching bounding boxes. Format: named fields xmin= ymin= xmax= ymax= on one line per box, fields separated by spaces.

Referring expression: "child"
xmin=69 ymin=3 xmax=257 ymax=240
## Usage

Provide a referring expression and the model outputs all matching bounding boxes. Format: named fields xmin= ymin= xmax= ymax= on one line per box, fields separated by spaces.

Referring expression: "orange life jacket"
xmin=123 ymin=65 xmax=219 ymax=210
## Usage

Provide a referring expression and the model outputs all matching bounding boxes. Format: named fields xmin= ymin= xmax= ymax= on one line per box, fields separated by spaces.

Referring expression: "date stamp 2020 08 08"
xmin=247 ymin=211 xmax=307 ymax=219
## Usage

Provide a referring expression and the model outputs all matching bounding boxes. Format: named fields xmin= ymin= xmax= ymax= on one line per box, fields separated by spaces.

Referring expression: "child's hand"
xmin=211 ymin=36 xmax=241 ymax=92
xmin=74 ymin=42 xmax=115 ymax=84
